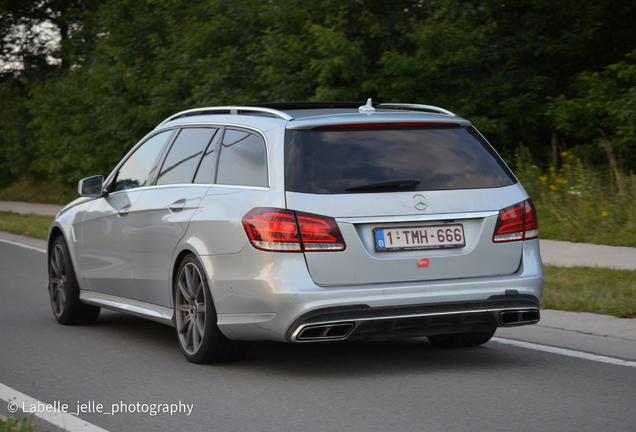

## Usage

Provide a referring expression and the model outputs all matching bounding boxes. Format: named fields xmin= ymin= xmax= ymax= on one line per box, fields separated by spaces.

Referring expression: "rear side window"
xmin=156 ymin=128 xmax=217 ymax=185
xmin=216 ymin=129 xmax=268 ymax=187
xmin=284 ymin=126 xmax=516 ymax=194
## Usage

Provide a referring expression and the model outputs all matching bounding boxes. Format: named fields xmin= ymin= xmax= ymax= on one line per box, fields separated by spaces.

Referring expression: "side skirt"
xmin=80 ymin=291 xmax=175 ymax=327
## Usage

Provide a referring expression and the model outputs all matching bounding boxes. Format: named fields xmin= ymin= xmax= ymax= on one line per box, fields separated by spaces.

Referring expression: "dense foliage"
xmin=1 ymin=0 xmax=636 ymax=186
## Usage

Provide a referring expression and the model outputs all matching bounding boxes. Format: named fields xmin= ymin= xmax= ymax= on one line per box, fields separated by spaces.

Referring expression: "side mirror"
xmin=78 ymin=175 xmax=104 ymax=197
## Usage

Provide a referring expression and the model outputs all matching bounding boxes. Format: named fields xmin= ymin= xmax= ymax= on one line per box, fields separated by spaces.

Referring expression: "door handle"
xmin=168 ymin=199 xmax=186 ymax=213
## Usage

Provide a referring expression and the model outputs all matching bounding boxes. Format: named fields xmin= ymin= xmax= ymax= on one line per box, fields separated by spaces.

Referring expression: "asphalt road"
xmin=1 ymin=241 xmax=635 ymax=432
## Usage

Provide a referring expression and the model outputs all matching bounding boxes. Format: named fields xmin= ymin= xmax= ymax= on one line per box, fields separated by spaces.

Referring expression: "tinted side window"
xmin=216 ymin=129 xmax=268 ymax=187
xmin=156 ymin=128 xmax=217 ymax=185
xmin=285 ymin=126 xmax=516 ymax=194
xmin=114 ymin=130 xmax=172 ymax=191
xmin=193 ymin=129 xmax=223 ymax=184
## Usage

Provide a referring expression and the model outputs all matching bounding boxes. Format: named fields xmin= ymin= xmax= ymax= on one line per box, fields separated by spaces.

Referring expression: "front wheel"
xmin=174 ymin=254 xmax=249 ymax=363
xmin=427 ymin=329 xmax=496 ymax=348
xmin=49 ymin=236 xmax=100 ymax=325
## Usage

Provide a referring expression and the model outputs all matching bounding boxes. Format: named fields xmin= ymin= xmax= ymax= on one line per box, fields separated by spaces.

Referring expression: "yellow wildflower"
xmin=539 ymin=175 xmax=548 ymax=182
xmin=601 ymin=211 xmax=609 ymax=217
xmin=549 ymin=167 xmax=555 ymax=172
xmin=560 ymin=151 xmax=569 ymax=157
xmin=549 ymin=185 xmax=557 ymax=191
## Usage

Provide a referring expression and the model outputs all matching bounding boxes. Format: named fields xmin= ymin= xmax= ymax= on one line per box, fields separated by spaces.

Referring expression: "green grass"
xmin=0 ymin=211 xmax=54 ymax=240
xmin=514 ymin=146 xmax=636 ymax=248
xmin=0 ymin=416 xmax=40 ymax=432
xmin=0 ymin=179 xmax=76 ymax=205
xmin=543 ymin=265 xmax=636 ymax=318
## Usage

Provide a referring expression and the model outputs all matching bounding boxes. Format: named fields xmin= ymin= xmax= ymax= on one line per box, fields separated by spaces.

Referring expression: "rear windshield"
xmin=284 ymin=126 xmax=516 ymax=194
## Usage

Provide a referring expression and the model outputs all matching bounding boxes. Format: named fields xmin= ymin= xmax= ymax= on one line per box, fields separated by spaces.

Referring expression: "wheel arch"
xmin=47 ymin=224 xmax=66 ymax=261
xmin=171 ymin=249 xmax=195 ymax=295
xmin=170 ymin=240 xmax=212 ymax=305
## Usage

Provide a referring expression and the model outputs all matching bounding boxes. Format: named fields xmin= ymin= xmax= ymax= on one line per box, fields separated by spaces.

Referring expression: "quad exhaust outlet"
xmin=296 ymin=323 xmax=355 ymax=341
xmin=499 ymin=309 xmax=540 ymax=326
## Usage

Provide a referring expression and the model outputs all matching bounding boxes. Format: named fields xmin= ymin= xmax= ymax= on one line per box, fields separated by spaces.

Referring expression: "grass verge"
xmin=514 ymin=146 xmax=636 ymax=248
xmin=0 ymin=179 xmax=76 ymax=205
xmin=0 ymin=211 xmax=54 ymax=240
xmin=543 ymin=264 xmax=636 ymax=318
xmin=0 ymin=416 xmax=40 ymax=432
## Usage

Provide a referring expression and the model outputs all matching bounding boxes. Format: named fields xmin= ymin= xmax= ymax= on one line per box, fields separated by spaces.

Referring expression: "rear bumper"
xmin=287 ymin=294 xmax=540 ymax=342
xmin=204 ymin=239 xmax=544 ymax=343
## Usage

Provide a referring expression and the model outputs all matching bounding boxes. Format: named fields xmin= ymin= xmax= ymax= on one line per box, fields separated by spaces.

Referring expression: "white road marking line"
xmin=0 ymin=238 xmax=46 ymax=253
xmin=493 ymin=337 xmax=636 ymax=368
xmin=0 ymin=383 xmax=109 ymax=432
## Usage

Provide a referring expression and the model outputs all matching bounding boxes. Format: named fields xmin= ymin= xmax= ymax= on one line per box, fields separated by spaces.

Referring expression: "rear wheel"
xmin=174 ymin=254 xmax=249 ymax=363
xmin=49 ymin=236 xmax=100 ymax=325
xmin=427 ymin=329 xmax=496 ymax=348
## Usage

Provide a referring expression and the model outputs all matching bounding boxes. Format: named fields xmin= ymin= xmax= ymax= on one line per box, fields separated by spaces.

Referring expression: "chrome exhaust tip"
xmin=296 ymin=323 xmax=355 ymax=341
xmin=499 ymin=309 xmax=540 ymax=326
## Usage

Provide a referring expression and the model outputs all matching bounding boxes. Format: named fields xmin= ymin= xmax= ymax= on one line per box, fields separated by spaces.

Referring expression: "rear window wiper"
xmin=345 ymin=179 xmax=420 ymax=192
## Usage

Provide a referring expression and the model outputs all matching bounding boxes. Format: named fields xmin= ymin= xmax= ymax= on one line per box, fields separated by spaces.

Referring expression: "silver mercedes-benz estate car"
xmin=48 ymin=100 xmax=543 ymax=363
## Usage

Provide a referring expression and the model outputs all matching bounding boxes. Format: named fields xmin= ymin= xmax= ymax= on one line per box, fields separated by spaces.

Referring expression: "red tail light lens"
xmin=242 ymin=208 xmax=346 ymax=252
xmin=296 ymin=211 xmax=346 ymax=251
xmin=523 ymin=200 xmax=539 ymax=239
xmin=242 ymin=208 xmax=302 ymax=251
xmin=493 ymin=199 xmax=539 ymax=242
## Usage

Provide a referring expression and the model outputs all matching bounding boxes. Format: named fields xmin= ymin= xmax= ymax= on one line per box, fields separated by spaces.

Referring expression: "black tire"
xmin=427 ymin=329 xmax=496 ymax=348
xmin=49 ymin=236 xmax=100 ymax=325
xmin=174 ymin=254 xmax=249 ymax=363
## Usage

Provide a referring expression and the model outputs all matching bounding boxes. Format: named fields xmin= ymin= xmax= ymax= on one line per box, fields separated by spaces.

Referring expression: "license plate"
xmin=375 ymin=224 xmax=465 ymax=251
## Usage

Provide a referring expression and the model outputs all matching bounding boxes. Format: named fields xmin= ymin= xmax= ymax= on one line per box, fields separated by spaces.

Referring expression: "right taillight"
xmin=493 ymin=199 xmax=539 ymax=242
xmin=242 ymin=208 xmax=346 ymax=252
xmin=295 ymin=211 xmax=346 ymax=251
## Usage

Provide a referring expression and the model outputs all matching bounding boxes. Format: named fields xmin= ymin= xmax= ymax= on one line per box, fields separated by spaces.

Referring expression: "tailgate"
xmin=287 ymin=187 xmax=526 ymax=287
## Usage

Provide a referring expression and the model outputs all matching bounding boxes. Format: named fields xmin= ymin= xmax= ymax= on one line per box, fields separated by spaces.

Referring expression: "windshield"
xmin=284 ymin=125 xmax=516 ymax=194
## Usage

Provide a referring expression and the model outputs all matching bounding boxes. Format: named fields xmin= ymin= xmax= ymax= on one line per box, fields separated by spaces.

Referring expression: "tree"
xmin=550 ymin=50 xmax=636 ymax=192
xmin=0 ymin=0 xmax=104 ymax=186
xmin=14 ymin=0 xmax=636 ymax=186
xmin=377 ymin=0 xmax=636 ymax=159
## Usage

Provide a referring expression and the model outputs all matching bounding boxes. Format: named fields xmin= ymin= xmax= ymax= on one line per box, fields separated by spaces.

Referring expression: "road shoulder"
xmin=0 ymin=201 xmax=63 ymax=216
xmin=540 ymin=239 xmax=636 ymax=270
xmin=0 ymin=231 xmax=47 ymax=250
xmin=497 ymin=309 xmax=636 ymax=362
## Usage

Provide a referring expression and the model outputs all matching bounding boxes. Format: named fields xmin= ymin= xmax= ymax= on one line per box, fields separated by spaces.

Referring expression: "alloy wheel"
xmin=175 ymin=262 xmax=207 ymax=355
xmin=49 ymin=243 xmax=67 ymax=317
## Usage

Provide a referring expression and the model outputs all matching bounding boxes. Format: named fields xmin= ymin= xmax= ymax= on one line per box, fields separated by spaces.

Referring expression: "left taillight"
xmin=242 ymin=208 xmax=346 ymax=252
xmin=493 ymin=199 xmax=539 ymax=242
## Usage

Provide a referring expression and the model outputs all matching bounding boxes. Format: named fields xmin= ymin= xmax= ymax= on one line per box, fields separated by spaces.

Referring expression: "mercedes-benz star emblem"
xmin=412 ymin=194 xmax=428 ymax=211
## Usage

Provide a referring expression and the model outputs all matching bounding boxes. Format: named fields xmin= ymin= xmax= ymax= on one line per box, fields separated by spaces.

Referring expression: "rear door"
xmin=128 ymin=127 xmax=219 ymax=306
xmin=284 ymin=124 xmax=526 ymax=286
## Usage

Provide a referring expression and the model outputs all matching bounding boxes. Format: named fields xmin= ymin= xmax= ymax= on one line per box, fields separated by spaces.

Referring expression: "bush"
xmin=515 ymin=145 xmax=636 ymax=247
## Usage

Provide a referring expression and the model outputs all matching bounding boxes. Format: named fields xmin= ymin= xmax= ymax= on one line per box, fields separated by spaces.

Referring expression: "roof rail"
xmin=377 ymin=103 xmax=456 ymax=117
xmin=158 ymin=106 xmax=294 ymax=126
xmin=243 ymin=101 xmax=375 ymax=110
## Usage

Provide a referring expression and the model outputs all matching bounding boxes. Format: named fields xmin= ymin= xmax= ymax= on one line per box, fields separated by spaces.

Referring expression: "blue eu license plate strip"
xmin=376 ymin=229 xmax=387 ymax=249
